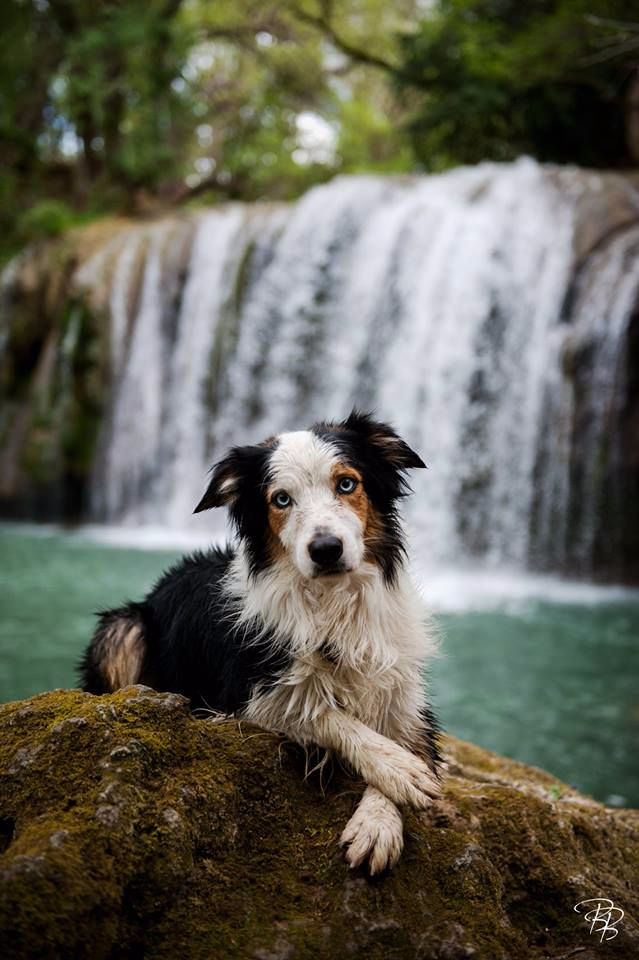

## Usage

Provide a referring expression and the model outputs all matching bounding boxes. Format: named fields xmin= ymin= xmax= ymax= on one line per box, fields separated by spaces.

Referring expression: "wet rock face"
xmin=0 ymin=688 xmax=637 ymax=960
xmin=0 ymin=231 xmax=113 ymax=521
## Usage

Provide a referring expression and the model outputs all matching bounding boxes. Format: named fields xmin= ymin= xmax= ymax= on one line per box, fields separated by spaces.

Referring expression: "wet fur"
xmin=80 ymin=411 xmax=442 ymax=874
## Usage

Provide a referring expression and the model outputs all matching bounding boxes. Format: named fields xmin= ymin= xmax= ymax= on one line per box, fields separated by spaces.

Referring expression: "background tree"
xmin=0 ymin=0 xmax=637 ymax=262
xmin=396 ymin=1 xmax=639 ymax=170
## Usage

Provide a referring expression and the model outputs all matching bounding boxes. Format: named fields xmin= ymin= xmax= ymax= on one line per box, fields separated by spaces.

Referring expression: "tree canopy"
xmin=399 ymin=0 xmax=639 ymax=170
xmin=0 ymin=0 xmax=637 ymax=258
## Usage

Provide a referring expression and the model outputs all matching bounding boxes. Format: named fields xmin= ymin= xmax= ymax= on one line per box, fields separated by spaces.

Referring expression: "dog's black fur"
xmin=79 ymin=546 xmax=293 ymax=712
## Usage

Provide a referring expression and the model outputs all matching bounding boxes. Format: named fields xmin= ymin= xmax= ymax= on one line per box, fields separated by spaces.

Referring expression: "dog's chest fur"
xmin=226 ymin=548 xmax=435 ymax=742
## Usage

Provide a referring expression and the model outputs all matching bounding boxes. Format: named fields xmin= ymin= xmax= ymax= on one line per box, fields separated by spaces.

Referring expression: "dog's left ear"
xmin=193 ymin=445 xmax=266 ymax=513
xmin=344 ymin=410 xmax=426 ymax=469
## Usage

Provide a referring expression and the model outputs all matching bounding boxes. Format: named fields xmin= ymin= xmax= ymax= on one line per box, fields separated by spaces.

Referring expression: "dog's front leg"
xmin=295 ymin=710 xmax=441 ymax=809
xmin=340 ymin=785 xmax=403 ymax=874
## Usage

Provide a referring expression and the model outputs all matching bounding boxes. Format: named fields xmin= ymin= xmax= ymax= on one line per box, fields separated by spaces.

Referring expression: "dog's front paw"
xmin=361 ymin=741 xmax=441 ymax=810
xmin=340 ymin=803 xmax=403 ymax=875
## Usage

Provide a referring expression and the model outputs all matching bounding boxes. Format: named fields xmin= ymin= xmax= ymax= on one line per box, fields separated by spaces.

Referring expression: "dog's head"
xmin=194 ymin=411 xmax=425 ymax=582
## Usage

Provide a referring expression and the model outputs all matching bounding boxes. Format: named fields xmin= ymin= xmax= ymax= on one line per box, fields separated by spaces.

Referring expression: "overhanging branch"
xmin=293 ymin=4 xmax=398 ymax=74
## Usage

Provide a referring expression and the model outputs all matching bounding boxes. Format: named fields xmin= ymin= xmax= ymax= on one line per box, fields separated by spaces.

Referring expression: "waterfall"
xmin=39 ymin=160 xmax=639 ymax=574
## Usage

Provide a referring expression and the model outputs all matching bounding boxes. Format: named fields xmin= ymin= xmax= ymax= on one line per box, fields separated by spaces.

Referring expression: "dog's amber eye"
xmin=272 ymin=490 xmax=292 ymax=509
xmin=337 ymin=476 xmax=358 ymax=495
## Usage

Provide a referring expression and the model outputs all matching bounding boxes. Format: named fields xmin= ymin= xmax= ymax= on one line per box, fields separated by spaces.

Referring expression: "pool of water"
xmin=1 ymin=526 xmax=637 ymax=807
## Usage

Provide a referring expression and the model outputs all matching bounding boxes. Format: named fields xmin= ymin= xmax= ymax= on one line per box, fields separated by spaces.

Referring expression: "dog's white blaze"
xmin=268 ymin=430 xmax=336 ymax=488
xmin=268 ymin=430 xmax=365 ymax=577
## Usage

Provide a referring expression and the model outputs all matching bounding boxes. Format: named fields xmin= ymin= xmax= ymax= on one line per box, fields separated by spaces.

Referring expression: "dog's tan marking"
xmin=331 ymin=464 xmax=368 ymax=527
xmin=267 ymin=498 xmax=289 ymax=539
xmin=265 ymin=484 xmax=290 ymax=561
xmin=266 ymin=522 xmax=287 ymax=562
xmin=362 ymin=504 xmax=387 ymax=567
xmin=100 ymin=621 xmax=144 ymax=690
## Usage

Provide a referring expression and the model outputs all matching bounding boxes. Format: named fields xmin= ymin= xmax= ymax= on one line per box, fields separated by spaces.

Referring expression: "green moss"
xmin=1 ymin=688 xmax=638 ymax=959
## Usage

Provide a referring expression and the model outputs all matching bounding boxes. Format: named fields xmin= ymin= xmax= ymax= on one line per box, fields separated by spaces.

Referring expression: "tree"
xmin=1 ymin=0 xmax=637 ymax=263
xmin=0 ymin=0 xmax=420 ymax=257
xmin=395 ymin=0 xmax=639 ymax=170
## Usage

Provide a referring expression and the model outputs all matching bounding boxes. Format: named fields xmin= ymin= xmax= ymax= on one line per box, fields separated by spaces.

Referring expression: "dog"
xmin=80 ymin=410 xmax=442 ymax=874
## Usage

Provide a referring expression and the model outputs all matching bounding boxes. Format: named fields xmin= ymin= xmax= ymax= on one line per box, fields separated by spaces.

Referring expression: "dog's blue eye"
xmin=337 ymin=476 xmax=357 ymax=494
xmin=272 ymin=491 xmax=292 ymax=509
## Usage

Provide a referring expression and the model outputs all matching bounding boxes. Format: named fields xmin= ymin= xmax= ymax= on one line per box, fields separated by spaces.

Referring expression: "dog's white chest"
xmin=230 ymin=550 xmax=435 ymax=741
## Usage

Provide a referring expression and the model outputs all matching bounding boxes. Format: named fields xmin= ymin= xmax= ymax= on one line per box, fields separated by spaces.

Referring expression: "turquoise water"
xmin=1 ymin=527 xmax=637 ymax=807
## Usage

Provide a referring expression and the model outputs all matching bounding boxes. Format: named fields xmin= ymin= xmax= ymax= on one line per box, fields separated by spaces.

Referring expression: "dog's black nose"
xmin=308 ymin=534 xmax=343 ymax=568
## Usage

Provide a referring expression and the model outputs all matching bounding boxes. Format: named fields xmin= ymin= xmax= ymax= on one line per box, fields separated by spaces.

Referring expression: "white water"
xmin=71 ymin=159 xmax=639 ymax=576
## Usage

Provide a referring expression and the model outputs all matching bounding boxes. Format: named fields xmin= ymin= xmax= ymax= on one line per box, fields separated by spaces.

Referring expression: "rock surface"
xmin=0 ymin=687 xmax=637 ymax=959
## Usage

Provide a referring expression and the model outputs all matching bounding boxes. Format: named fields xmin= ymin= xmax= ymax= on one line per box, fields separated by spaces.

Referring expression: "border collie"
xmin=80 ymin=411 xmax=441 ymax=874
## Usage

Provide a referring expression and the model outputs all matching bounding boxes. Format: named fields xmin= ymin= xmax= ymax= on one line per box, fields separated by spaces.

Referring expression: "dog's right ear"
xmin=193 ymin=446 xmax=265 ymax=513
xmin=344 ymin=409 xmax=426 ymax=470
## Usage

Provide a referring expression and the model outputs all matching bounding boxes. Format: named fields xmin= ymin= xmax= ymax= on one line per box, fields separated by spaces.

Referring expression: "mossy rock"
xmin=0 ymin=688 xmax=637 ymax=959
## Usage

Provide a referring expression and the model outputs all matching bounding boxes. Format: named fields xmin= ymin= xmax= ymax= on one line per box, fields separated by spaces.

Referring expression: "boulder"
xmin=0 ymin=687 xmax=637 ymax=959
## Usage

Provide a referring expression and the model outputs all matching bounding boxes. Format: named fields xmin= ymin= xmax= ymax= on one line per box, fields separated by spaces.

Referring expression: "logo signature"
xmin=574 ymin=898 xmax=624 ymax=942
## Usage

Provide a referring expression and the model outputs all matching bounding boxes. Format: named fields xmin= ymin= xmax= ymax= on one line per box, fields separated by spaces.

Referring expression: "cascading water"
xmin=46 ymin=159 xmax=639 ymax=574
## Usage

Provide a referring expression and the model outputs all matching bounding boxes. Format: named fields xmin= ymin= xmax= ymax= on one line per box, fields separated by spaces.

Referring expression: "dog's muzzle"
xmin=308 ymin=534 xmax=344 ymax=573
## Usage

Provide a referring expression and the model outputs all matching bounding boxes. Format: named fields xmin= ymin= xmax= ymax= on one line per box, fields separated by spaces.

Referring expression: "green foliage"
xmin=396 ymin=0 xmax=637 ymax=170
xmin=337 ymin=88 xmax=415 ymax=173
xmin=0 ymin=0 xmax=417 ymax=245
xmin=0 ymin=0 xmax=636 ymax=255
xmin=18 ymin=201 xmax=75 ymax=242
